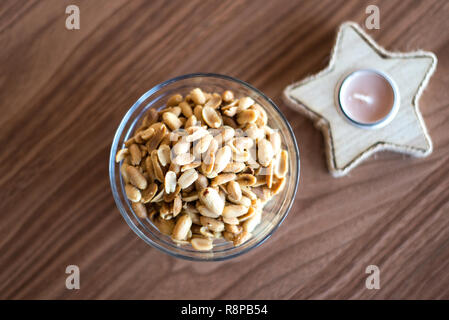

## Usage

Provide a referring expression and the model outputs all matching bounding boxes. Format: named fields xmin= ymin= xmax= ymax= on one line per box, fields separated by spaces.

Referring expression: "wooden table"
xmin=1 ymin=0 xmax=448 ymax=299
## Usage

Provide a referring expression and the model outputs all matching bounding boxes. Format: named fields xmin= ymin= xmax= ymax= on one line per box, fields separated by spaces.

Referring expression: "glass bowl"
xmin=109 ymin=73 xmax=300 ymax=261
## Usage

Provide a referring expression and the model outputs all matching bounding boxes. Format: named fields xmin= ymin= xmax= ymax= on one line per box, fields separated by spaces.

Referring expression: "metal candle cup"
xmin=337 ymin=69 xmax=400 ymax=129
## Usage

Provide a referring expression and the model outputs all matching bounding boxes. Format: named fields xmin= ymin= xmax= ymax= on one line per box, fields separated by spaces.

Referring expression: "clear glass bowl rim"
xmin=109 ymin=73 xmax=300 ymax=261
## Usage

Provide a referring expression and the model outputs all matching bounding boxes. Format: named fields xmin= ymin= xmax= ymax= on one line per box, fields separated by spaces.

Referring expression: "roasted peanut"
xmin=116 ymin=88 xmax=290 ymax=251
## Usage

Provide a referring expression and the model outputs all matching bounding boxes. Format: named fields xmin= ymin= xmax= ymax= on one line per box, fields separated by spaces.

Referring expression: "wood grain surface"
xmin=1 ymin=0 xmax=448 ymax=300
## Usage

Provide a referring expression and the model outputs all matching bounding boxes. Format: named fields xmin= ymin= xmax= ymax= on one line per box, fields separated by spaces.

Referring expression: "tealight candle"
xmin=337 ymin=69 xmax=399 ymax=128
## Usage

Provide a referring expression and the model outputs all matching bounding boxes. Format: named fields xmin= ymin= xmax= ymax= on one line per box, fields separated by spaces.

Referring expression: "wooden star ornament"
xmin=283 ymin=22 xmax=437 ymax=177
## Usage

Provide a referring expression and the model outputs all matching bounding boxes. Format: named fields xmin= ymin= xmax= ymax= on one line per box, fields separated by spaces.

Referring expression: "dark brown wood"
xmin=0 ymin=0 xmax=448 ymax=299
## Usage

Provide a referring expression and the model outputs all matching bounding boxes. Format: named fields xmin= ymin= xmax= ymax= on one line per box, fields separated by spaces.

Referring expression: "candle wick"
xmin=353 ymin=93 xmax=373 ymax=104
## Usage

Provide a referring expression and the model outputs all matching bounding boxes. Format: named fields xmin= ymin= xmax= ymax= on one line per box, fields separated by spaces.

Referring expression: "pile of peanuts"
xmin=115 ymin=88 xmax=288 ymax=251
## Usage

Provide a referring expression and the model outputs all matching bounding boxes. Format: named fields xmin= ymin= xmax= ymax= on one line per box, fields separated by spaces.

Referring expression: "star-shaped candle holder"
xmin=284 ymin=22 xmax=437 ymax=177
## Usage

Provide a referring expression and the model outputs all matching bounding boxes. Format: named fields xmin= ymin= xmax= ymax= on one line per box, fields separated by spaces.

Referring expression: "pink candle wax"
xmin=338 ymin=70 xmax=397 ymax=127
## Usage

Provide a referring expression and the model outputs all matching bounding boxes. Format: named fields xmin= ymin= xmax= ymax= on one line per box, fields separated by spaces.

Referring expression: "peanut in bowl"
xmin=109 ymin=73 xmax=299 ymax=261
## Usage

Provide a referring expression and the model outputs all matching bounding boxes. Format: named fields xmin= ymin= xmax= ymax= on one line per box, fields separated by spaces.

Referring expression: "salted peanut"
xmin=157 ymin=144 xmax=171 ymax=166
xmin=227 ymin=180 xmax=242 ymax=202
xmin=140 ymin=127 xmax=155 ymax=141
xmin=221 ymin=99 xmax=238 ymax=110
xmin=115 ymin=148 xmax=129 ymax=162
xmin=252 ymin=103 xmax=268 ymax=126
xmin=223 ymin=231 xmax=234 ymax=242
xmin=275 ymin=149 xmax=288 ymax=178
xmin=240 ymin=186 xmax=257 ymax=201
xmin=197 ymin=204 xmax=220 ymax=218
xmin=200 ymin=216 xmax=225 ymax=232
xmin=172 ymin=153 xmax=195 ymax=166
xmin=178 ymin=168 xmax=199 ymax=189
xmin=142 ymin=108 xmax=159 ymax=128
xmin=167 ymin=93 xmax=183 ymax=107
xmin=222 ymin=115 xmax=238 ymax=128
xmin=211 ymin=173 xmax=236 ymax=186
xmin=222 ymin=204 xmax=249 ymax=218
xmin=179 ymin=101 xmax=193 ymax=117
xmin=186 ymin=126 xmax=208 ymax=142
xmin=183 ymin=183 xmax=195 ymax=193
xmin=129 ymin=144 xmax=142 ymax=165
xmin=221 ymin=126 xmax=235 ymax=142
xmin=222 ymin=90 xmax=234 ymax=103
xmin=201 ymin=151 xmax=215 ymax=176
xmin=223 ymin=106 xmax=238 ymax=117
xmin=120 ymin=163 xmax=131 ymax=183
xmin=245 ymin=123 xmax=265 ymax=141
xmin=147 ymin=206 xmax=157 ymax=221
xmin=126 ymin=166 xmax=147 ymax=190
xmin=164 ymin=185 xmax=181 ymax=202
xmin=172 ymin=214 xmax=192 ymax=240
xmin=181 ymin=162 xmax=201 ymax=172
xmin=191 ymin=237 xmax=213 ymax=251
xmin=229 ymin=195 xmax=251 ymax=207
xmin=233 ymin=137 xmax=254 ymax=152
xmin=236 ymin=109 xmax=258 ymax=125
xmin=145 ymin=156 xmax=155 ymax=181
xmin=195 ymin=173 xmax=208 ymax=191
xmin=182 ymin=192 xmax=199 ymax=202
xmin=243 ymin=210 xmax=261 ymax=233
xmin=160 ymin=106 xmax=181 ymax=117
xmin=233 ymin=230 xmax=252 ymax=246
xmin=172 ymin=195 xmax=182 ymax=217
xmin=151 ymin=150 xmax=165 ymax=182
xmin=193 ymin=105 xmax=203 ymax=123
xmin=146 ymin=124 xmax=167 ymax=151
xmin=141 ymin=182 xmax=158 ymax=203
xmin=140 ymin=145 xmax=148 ymax=158
xmin=159 ymin=135 xmax=171 ymax=147
xmin=185 ymin=115 xmax=197 ymax=129
xmin=236 ymin=173 xmax=256 ymax=187
xmin=159 ymin=202 xmax=172 ymax=220
xmin=194 ymin=133 xmax=213 ymax=154
xmin=268 ymin=131 xmax=281 ymax=155
xmin=168 ymin=162 xmax=180 ymax=175
xmin=198 ymin=187 xmax=224 ymax=216
xmin=257 ymin=138 xmax=274 ymax=167
xmin=187 ymin=211 xmax=201 ymax=225
xmin=204 ymin=94 xmax=222 ymax=109
xmin=222 ymin=217 xmax=239 ymax=226
xmin=131 ymin=202 xmax=147 ymax=219
xmin=271 ymin=177 xmax=286 ymax=195
xmin=238 ymin=97 xmax=255 ymax=111
xmin=253 ymin=175 xmax=266 ymax=187
xmin=154 ymin=217 xmax=175 ymax=235
xmin=199 ymin=226 xmax=215 ymax=238
xmin=214 ymin=146 xmax=232 ymax=174
xmin=214 ymin=126 xmax=234 ymax=146
xmin=233 ymin=150 xmax=250 ymax=163
xmin=225 ymin=223 xmax=242 ymax=234
xmin=223 ymin=162 xmax=246 ymax=173
xmin=173 ymin=139 xmax=191 ymax=155
xmin=125 ymin=183 xmax=141 ymax=202
xmin=191 ymin=88 xmax=206 ymax=105
xmin=164 ymin=171 xmax=177 ymax=194
xmin=238 ymin=206 xmax=256 ymax=222
xmin=151 ymin=188 xmax=165 ymax=203
xmin=162 ymin=112 xmax=182 ymax=131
